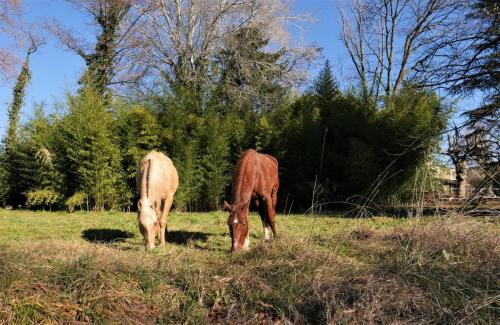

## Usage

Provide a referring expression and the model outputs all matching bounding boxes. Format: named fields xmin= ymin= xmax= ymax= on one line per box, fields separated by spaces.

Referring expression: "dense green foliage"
xmin=25 ymin=188 xmax=59 ymax=210
xmin=260 ymin=65 xmax=448 ymax=210
xmin=0 ymin=58 xmax=448 ymax=211
xmin=65 ymin=191 xmax=87 ymax=212
xmin=1 ymin=56 xmax=32 ymax=206
xmin=0 ymin=0 xmax=450 ymax=212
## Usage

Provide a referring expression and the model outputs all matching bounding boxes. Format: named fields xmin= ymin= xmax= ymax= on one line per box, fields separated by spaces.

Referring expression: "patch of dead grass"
xmin=0 ymin=214 xmax=498 ymax=324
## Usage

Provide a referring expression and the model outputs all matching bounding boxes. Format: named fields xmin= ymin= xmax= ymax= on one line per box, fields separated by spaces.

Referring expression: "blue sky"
xmin=0 ymin=0 xmax=88 ymax=133
xmin=0 ymin=0 xmax=479 ymax=136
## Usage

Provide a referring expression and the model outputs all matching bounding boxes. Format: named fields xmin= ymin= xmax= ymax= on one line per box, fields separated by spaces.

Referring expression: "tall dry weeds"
xmin=0 ymin=216 xmax=498 ymax=324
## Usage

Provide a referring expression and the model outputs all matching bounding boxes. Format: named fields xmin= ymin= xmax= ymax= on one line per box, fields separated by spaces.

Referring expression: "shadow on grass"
xmin=166 ymin=230 xmax=210 ymax=245
xmin=81 ymin=229 xmax=134 ymax=244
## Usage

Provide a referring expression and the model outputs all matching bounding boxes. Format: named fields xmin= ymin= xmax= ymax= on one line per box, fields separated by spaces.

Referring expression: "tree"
xmin=25 ymin=188 xmax=59 ymax=211
xmin=130 ymin=0 xmax=316 ymax=93
xmin=340 ymin=0 xmax=462 ymax=99
xmin=414 ymin=0 xmax=498 ymax=177
xmin=156 ymin=89 xmax=204 ymax=211
xmin=215 ymin=26 xmax=289 ymax=114
xmin=65 ymin=191 xmax=87 ymax=212
xmin=313 ymin=60 xmax=339 ymax=104
xmin=199 ymin=112 xmax=231 ymax=210
xmin=47 ymin=0 xmax=150 ymax=98
xmin=2 ymin=38 xmax=44 ymax=206
xmin=447 ymin=127 xmax=470 ymax=198
xmin=54 ymin=86 xmax=124 ymax=210
xmin=114 ymin=102 xmax=160 ymax=205
xmin=260 ymin=80 xmax=448 ymax=211
xmin=415 ymin=0 xmax=499 ymax=94
xmin=0 ymin=0 xmax=21 ymax=80
xmin=4 ymin=56 xmax=31 ymax=163
xmin=8 ymin=105 xmax=64 ymax=207
xmin=462 ymin=102 xmax=499 ymax=176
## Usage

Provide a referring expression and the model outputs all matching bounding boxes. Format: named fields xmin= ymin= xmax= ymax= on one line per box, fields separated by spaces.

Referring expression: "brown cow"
xmin=224 ymin=149 xmax=279 ymax=252
xmin=136 ymin=151 xmax=179 ymax=250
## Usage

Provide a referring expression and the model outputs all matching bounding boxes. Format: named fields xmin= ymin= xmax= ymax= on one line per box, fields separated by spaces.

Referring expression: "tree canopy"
xmin=3 ymin=0 xmax=495 ymax=212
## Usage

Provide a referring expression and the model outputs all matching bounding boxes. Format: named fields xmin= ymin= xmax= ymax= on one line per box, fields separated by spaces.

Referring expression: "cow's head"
xmin=137 ymin=198 xmax=159 ymax=250
xmin=224 ymin=200 xmax=250 ymax=252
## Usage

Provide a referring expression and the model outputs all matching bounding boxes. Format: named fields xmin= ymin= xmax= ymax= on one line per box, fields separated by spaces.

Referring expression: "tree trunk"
xmin=455 ymin=160 xmax=468 ymax=198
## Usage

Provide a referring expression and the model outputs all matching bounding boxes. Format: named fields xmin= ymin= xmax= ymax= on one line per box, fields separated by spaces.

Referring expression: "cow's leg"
xmin=264 ymin=193 xmax=278 ymax=239
xmin=159 ymin=194 xmax=174 ymax=247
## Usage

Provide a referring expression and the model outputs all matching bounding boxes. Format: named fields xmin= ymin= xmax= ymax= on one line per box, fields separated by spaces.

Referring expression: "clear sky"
xmin=0 ymin=0 xmax=479 ymax=137
xmin=0 ymin=0 xmax=88 ymax=133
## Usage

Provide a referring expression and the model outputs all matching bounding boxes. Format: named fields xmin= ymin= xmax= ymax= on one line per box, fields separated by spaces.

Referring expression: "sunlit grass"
xmin=0 ymin=209 xmax=498 ymax=323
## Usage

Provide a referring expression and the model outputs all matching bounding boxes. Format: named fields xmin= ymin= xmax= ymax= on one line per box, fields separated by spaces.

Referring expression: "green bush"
xmin=25 ymin=188 xmax=59 ymax=210
xmin=65 ymin=191 xmax=87 ymax=212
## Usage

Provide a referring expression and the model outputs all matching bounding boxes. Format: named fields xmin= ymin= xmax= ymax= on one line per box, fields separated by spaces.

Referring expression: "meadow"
xmin=0 ymin=210 xmax=498 ymax=324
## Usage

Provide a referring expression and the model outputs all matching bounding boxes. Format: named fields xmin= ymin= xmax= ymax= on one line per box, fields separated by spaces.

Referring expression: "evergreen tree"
xmin=313 ymin=60 xmax=339 ymax=103
xmin=216 ymin=26 xmax=288 ymax=114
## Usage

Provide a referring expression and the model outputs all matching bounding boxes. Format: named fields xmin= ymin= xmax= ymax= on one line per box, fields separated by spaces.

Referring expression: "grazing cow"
xmin=224 ymin=149 xmax=279 ymax=252
xmin=136 ymin=151 xmax=179 ymax=250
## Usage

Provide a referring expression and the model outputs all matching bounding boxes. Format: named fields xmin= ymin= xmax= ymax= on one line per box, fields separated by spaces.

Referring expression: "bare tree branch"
xmin=128 ymin=0 xmax=318 ymax=92
xmin=339 ymin=0 xmax=461 ymax=100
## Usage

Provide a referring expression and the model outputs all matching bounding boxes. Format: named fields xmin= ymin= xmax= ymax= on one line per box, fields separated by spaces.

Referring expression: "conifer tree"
xmin=313 ymin=60 xmax=339 ymax=103
xmin=216 ymin=26 xmax=288 ymax=114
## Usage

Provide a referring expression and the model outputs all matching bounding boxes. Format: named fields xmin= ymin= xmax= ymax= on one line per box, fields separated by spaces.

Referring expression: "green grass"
xmin=0 ymin=210 xmax=498 ymax=324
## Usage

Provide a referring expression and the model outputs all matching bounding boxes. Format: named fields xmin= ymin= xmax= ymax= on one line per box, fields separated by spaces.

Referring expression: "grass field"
xmin=0 ymin=210 xmax=498 ymax=324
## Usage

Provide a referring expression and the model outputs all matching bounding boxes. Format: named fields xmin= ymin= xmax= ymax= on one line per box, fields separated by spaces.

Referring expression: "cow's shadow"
xmin=81 ymin=228 xmax=134 ymax=244
xmin=166 ymin=230 xmax=210 ymax=245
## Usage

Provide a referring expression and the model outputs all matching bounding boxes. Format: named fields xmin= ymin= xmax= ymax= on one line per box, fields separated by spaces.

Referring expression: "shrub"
xmin=65 ymin=191 xmax=87 ymax=212
xmin=25 ymin=188 xmax=60 ymax=210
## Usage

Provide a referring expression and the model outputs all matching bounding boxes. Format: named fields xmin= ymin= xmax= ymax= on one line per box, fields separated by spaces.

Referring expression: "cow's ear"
xmin=223 ymin=201 xmax=232 ymax=212
xmin=137 ymin=200 xmax=142 ymax=210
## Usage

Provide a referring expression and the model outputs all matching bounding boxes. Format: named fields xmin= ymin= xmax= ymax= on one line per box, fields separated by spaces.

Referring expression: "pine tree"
xmin=313 ymin=60 xmax=339 ymax=104
xmin=216 ymin=26 xmax=288 ymax=114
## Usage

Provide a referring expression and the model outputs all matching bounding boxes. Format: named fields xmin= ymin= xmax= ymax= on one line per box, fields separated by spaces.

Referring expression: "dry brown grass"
xmin=0 ymin=211 xmax=498 ymax=324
